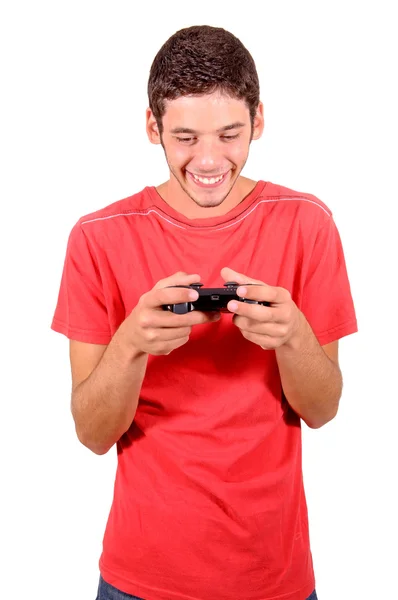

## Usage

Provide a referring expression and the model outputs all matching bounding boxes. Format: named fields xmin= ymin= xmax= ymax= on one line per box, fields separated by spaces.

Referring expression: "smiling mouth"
xmin=187 ymin=171 xmax=229 ymax=187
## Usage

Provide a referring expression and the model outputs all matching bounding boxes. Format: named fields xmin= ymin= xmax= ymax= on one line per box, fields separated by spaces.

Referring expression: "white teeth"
xmin=192 ymin=173 xmax=224 ymax=185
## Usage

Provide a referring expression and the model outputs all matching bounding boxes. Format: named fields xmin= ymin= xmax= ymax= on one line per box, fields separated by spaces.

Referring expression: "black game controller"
xmin=162 ymin=281 xmax=271 ymax=314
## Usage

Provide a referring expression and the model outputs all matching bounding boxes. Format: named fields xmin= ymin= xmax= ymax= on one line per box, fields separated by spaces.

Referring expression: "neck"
xmin=155 ymin=176 xmax=257 ymax=220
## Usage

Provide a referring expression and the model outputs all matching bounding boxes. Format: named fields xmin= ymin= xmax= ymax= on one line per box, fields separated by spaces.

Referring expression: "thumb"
xmin=220 ymin=267 xmax=263 ymax=285
xmin=154 ymin=271 xmax=201 ymax=290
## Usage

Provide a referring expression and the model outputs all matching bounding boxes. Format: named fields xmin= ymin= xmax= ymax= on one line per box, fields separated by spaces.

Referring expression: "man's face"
xmin=147 ymin=92 xmax=263 ymax=210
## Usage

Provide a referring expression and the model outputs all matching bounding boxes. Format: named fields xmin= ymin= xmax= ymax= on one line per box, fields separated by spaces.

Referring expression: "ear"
xmin=251 ymin=102 xmax=264 ymax=141
xmin=146 ymin=108 xmax=162 ymax=145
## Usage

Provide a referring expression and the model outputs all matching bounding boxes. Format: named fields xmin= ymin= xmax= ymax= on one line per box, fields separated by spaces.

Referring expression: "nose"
xmin=195 ymin=138 xmax=223 ymax=171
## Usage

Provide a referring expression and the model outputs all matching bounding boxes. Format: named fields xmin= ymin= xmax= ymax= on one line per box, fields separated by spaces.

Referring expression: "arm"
xmin=69 ymin=272 xmax=218 ymax=455
xmin=221 ymin=267 xmax=346 ymax=429
xmin=275 ymin=313 xmax=342 ymax=428
xmin=70 ymin=335 xmax=148 ymax=456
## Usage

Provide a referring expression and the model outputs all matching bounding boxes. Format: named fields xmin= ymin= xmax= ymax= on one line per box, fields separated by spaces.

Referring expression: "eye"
xmin=221 ymin=134 xmax=240 ymax=141
xmin=176 ymin=137 xmax=196 ymax=144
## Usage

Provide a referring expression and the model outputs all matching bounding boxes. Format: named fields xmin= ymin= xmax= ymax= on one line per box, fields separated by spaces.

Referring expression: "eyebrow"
xmin=170 ymin=121 xmax=246 ymax=135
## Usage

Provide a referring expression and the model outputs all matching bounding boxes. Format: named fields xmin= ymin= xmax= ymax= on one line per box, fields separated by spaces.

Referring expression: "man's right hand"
xmin=118 ymin=272 xmax=220 ymax=356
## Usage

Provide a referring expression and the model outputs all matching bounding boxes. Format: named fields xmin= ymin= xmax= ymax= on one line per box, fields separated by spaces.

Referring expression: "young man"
xmin=52 ymin=25 xmax=357 ymax=600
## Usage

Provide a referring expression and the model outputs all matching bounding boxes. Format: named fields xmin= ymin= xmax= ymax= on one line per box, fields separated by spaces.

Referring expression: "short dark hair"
xmin=148 ymin=25 xmax=260 ymax=133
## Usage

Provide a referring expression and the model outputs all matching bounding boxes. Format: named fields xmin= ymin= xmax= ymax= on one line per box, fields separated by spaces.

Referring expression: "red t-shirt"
xmin=52 ymin=180 xmax=357 ymax=600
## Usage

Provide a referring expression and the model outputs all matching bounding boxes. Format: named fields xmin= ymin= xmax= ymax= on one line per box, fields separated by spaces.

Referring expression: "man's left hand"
xmin=221 ymin=267 xmax=303 ymax=350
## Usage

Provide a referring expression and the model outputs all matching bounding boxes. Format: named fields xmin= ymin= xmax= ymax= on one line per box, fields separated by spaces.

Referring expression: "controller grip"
xmin=162 ymin=302 xmax=193 ymax=314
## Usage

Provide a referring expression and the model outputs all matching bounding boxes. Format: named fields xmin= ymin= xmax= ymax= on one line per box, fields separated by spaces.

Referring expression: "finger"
xmin=154 ymin=271 xmax=201 ymax=290
xmin=143 ymin=284 xmax=199 ymax=310
xmin=237 ymin=330 xmax=279 ymax=351
xmin=143 ymin=325 xmax=192 ymax=343
xmin=233 ymin=315 xmax=289 ymax=338
xmin=151 ymin=335 xmax=191 ymax=356
xmin=164 ymin=311 xmax=221 ymax=327
xmin=235 ymin=284 xmax=288 ymax=306
xmin=220 ymin=266 xmax=263 ymax=286
xmin=139 ymin=307 xmax=220 ymax=328
xmin=227 ymin=299 xmax=276 ymax=321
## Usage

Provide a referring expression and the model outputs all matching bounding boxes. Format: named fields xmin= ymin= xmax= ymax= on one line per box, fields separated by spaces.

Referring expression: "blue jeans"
xmin=96 ymin=576 xmax=142 ymax=599
xmin=96 ymin=575 xmax=318 ymax=599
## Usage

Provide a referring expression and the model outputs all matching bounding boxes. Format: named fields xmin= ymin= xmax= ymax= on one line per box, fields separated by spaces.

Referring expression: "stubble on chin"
xmin=169 ymin=166 xmax=240 ymax=209
xmin=181 ymin=180 xmax=233 ymax=208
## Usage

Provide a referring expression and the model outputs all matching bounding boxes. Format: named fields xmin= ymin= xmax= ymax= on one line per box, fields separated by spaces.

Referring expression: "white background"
xmin=1 ymin=1 xmax=397 ymax=599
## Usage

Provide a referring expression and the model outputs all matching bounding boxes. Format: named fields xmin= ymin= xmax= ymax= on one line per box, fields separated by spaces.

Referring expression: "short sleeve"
xmin=51 ymin=223 xmax=112 ymax=344
xmin=300 ymin=216 xmax=358 ymax=346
